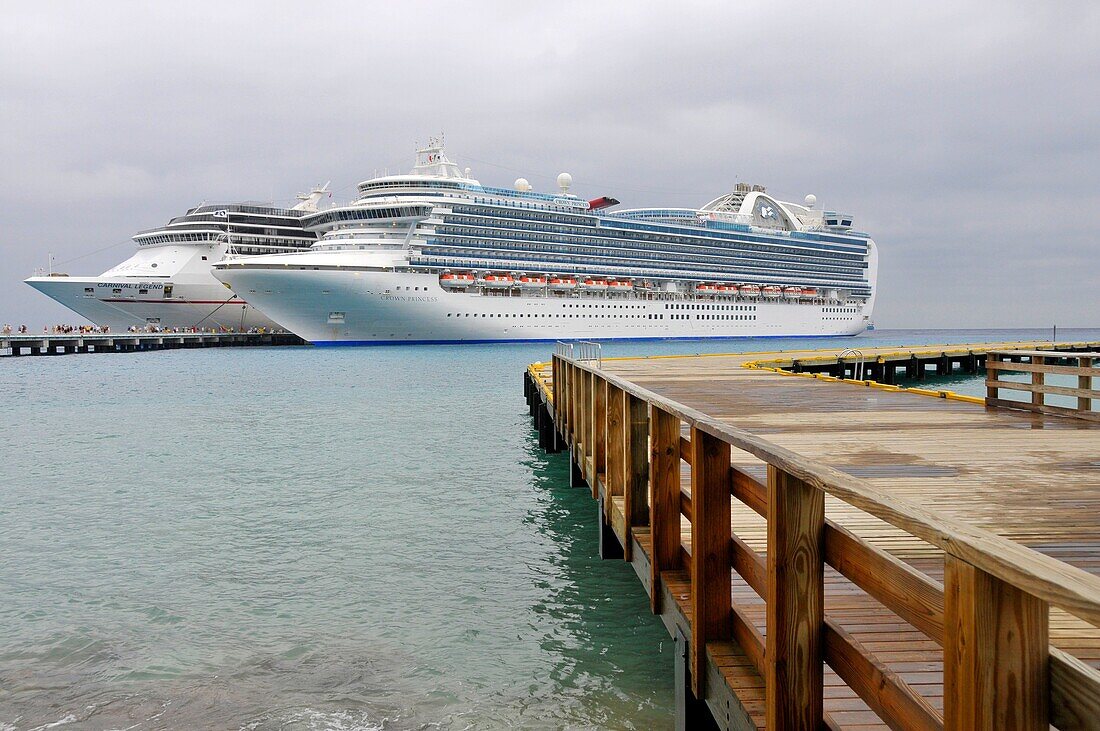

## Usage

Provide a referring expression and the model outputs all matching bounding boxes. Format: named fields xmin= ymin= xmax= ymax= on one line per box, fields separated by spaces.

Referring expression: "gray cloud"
xmin=2 ymin=0 xmax=1097 ymax=327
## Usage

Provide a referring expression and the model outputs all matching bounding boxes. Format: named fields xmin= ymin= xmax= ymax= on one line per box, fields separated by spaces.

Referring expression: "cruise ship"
xmin=24 ymin=186 xmax=327 ymax=331
xmin=212 ymin=142 xmax=878 ymax=344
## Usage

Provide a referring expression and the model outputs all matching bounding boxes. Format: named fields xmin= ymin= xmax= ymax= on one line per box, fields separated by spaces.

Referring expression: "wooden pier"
xmin=1 ymin=331 xmax=304 ymax=356
xmin=523 ymin=340 xmax=1100 ymax=730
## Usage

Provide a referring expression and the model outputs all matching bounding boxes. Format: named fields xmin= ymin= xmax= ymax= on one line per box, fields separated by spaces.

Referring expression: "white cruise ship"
xmin=212 ymin=142 xmax=878 ymax=344
xmin=25 ymin=186 xmax=327 ymax=331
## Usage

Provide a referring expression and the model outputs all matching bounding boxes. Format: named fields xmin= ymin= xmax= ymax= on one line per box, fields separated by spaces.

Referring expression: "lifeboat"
xmin=480 ymin=273 xmax=514 ymax=289
xmin=783 ymin=286 xmax=802 ymax=300
xmin=609 ymin=279 xmax=633 ymax=292
xmin=695 ymin=283 xmax=720 ymax=295
xmin=739 ymin=284 xmax=761 ymax=298
xmin=800 ymin=287 xmax=818 ymax=299
xmin=716 ymin=284 xmax=739 ymax=296
xmin=548 ymin=276 xmax=577 ymax=291
xmin=579 ymin=278 xmax=609 ymax=291
xmin=439 ymin=272 xmax=475 ymax=289
xmin=762 ymin=285 xmax=783 ymax=299
xmin=518 ymin=275 xmax=547 ymax=289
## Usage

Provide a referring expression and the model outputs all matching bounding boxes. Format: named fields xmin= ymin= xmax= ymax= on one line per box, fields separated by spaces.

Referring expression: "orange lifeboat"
xmin=609 ymin=279 xmax=633 ymax=291
xmin=800 ymin=287 xmax=818 ymax=299
xmin=579 ymin=278 xmax=609 ymax=291
xmin=716 ymin=284 xmax=739 ymax=296
xmin=548 ymin=276 xmax=577 ymax=291
xmin=518 ymin=275 xmax=547 ymax=289
xmin=695 ymin=283 xmax=720 ymax=295
xmin=783 ymin=286 xmax=802 ymax=300
xmin=762 ymin=285 xmax=783 ymax=298
xmin=439 ymin=272 xmax=475 ymax=289
xmin=739 ymin=284 xmax=761 ymax=298
xmin=480 ymin=273 xmax=514 ymax=289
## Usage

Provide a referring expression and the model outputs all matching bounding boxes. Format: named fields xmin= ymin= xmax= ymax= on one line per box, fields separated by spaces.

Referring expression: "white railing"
xmin=838 ymin=348 xmax=865 ymax=381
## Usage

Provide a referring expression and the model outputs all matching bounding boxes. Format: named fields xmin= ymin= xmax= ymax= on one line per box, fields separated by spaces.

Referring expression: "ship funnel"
xmin=293 ymin=181 xmax=330 ymax=212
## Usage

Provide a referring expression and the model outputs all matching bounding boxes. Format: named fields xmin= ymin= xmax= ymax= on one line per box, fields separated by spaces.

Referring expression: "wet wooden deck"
xmin=528 ymin=341 xmax=1100 ymax=730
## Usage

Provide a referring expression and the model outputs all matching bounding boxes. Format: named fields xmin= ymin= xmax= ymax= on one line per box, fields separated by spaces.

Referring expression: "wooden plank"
xmin=732 ymin=532 xmax=766 ymax=598
xmin=984 ymin=379 xmax=1100 ymax=400
xmin=989 ymin=349 xmax=1100 ymax=359
xmin=986 ymin=397 xmax=1100 ymax=422
xmin=987 ymin=360 xmax=1099 ymax=377
xmin=732 ymin=466 xmax=768 ymax=518
xmin=767 ymin=464 xmax=825 ymax=730
xmin=680 ymin=435 xmax=692 ymax=465
xmin=623 ymin=392 xmax=650 ymax=562
xmin=650 ymin=405 xmax=681 ymax=614
xmin=824 ymin=619 xmax=943 ymax=731
xmin=824 ymin=522 xmax=945 ymax=642
xmin=690 ymin=426 xmax=733 ymax=697
xmin=944 ymin=555 xmax=1049 ymax=730
xmin=733 ymin=599 xmax=767 ymax=676
xmin=1050 ymin=646 xmax=1100 ymax=731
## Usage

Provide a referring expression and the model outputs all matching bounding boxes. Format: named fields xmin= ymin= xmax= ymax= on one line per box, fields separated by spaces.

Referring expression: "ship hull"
xmin=213 ymin=266 xmax=870 ymax=345
xmin=24 ymin=276 xmax=281 ymax=331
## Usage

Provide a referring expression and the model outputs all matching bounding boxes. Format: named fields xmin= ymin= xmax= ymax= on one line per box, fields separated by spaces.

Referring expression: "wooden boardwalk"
xmin=524 ymin=341 xmax=1100 ymax=730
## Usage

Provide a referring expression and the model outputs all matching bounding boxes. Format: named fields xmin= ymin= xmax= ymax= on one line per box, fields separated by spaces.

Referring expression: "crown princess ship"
xmin=212 ymin=141 xmax=878 ymax=344
xmin=24 ymin=186 xmax=328 ymax=331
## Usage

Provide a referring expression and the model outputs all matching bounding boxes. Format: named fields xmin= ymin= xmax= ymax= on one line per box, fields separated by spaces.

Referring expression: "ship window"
xmin=138 ymin=289 xmax=148 ymax=295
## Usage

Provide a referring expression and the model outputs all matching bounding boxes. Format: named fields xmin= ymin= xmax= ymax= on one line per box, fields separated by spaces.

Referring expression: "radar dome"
xmin=514 ymin=177 xmax=532 ymax=192
xmin=804 ymin=194 xmax=817 ymax=208
xmin=557 ymin=172 xmax=572 ymax=193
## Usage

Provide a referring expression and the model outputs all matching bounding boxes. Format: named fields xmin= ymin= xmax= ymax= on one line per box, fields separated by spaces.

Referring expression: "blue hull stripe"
xmin=308 ymin=332 xmax=863 ymax=347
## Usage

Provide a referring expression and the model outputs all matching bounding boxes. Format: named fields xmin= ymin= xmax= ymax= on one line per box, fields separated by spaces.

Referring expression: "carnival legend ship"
xmin=212 ymin=141 xmax=878 ymax=344
xmin=24 ymin=186 xmax=328 ymax=331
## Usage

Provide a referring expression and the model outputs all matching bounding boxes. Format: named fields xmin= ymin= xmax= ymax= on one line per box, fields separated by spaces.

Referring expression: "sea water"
xmin=2 ymin=328 xmax=1097 ymax=730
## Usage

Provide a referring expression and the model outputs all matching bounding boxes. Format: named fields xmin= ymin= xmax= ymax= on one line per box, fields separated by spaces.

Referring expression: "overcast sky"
xmin=1 ymin=1 xmax=1097 ymax=328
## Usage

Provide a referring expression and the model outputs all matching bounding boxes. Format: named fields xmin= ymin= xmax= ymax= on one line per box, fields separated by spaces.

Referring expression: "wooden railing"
xmin=552 ymin=353 xmax=1100 ymax=731
xmin=987 ymin=350 xmax=1099 ymax=421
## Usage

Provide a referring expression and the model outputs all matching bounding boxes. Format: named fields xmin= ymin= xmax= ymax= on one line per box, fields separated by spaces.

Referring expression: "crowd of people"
xmin=3 ymin=323 xmax=280 ymax=336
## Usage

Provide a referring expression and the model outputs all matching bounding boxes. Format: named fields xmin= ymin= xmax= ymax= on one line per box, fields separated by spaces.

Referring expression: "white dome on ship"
xmin=557 ymin=172 xmax=572 ymax=193
xmin=804 ymin=194 xmax=817 ymax=208
xmin=514 ymin=177 xmax=532 ymax=192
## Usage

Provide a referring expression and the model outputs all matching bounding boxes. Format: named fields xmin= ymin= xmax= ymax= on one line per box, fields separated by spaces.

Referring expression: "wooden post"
xmin=987 ymin=353 xmax=1000 ymax=402
xmin=766 ymin=465 xmax=825 ymax=730
xmin=605 ymin=383 xmax=624 ymax=523
xmin=593 ymin=373 xmax=607 ymax=498
xmin=552 ymin=357 xmax=560 ymax=423
xmin=649 ymin=405 xmax=681 ymax=613
xmin=689 ymin=427 xmax=732 ymax=697
xmin=1031 ymin=355 xmax=1045 ymax=408
xmin=1078 ymin=356 xmax=1092 ymax=413
xmin=623 ymin=392 xmax=650 ymax=562
xmin=944 ymin=555 xmax=1049 ymax=730
xmin=567 ymin=361 xmax=575 ymax=440
xmin=579 ymin=368 xmax=590 ymax=463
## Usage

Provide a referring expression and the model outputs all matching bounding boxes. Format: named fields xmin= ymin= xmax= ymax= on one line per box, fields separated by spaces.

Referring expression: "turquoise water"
xmin=2 ymin=328 xmax=1097 ymax=730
